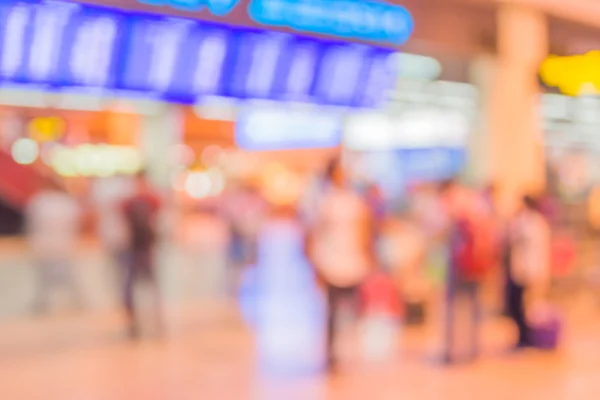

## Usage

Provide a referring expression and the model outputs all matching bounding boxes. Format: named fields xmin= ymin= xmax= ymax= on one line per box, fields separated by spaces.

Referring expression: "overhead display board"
xmin=0 ymin=0 xmax=400 ymax=107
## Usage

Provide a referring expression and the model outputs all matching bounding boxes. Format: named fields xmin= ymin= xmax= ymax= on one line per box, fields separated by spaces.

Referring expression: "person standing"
xmin=309 ymin=158 xmax=373 ymax=370
xmin=120 ymin=171 xmax=163 ymax=338
xmin=507 ymin=195 xmax=551 ymax=349
xmin=221 ymin=183 xmax=268 ymax=292
xmin=27 ymin=181 xmax=82 ymax=313
xmin=439 ymin=179 xmax=497 ymax=364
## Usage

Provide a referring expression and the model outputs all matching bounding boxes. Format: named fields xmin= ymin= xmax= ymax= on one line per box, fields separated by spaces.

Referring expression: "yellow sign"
xmin=28 ymin=117 xmax=66 ymax=142
xmin=539 ymin=51 xmax=600 ymax=96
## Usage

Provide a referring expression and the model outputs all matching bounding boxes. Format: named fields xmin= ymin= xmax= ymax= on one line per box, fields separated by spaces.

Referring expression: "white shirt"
xmin=312 ymin=187 xmax=371 ymax=287
xmin=510 ymin=210 xmax=551 ymax=290
xmin=91 ymin=177 xmax=134 ymax=251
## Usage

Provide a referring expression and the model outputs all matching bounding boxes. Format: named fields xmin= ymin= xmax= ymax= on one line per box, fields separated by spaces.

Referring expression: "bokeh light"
xmin=11 ymin=138 xmax=39 ymax=165
xmin=185 ymin=171 xmax=212 ymax=199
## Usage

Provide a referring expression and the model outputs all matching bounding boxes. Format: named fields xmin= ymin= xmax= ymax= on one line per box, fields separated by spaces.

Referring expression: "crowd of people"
xmin=224 ymin=156 xmax=559 ymax=370
xmin=23 ymin=156 xmax=559 ymax=371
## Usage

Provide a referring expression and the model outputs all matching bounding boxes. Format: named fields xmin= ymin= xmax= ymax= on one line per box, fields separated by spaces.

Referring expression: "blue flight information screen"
xmin=0 ymin=0 xmax=399 ymax=107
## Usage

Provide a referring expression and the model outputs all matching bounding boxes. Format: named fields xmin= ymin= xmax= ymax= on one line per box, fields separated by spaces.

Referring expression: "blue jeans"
xmin=444 ymin=279 xmax=481 ymax=362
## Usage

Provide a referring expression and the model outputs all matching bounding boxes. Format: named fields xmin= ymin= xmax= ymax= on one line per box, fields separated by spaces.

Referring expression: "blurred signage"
xmin=28 ymin=116 xmax=66 ymax=142
xmin=343 ymin=80 xmax=478 ymax=151
xmin=235 ymin=106 xmax=342 ymax=150
xmin=360 ymin=147 xmax=465 ymax=196
xmin=541 ymin=93 xmax=600 ymax=149
xmin=48 ymin=144 xmax=143 ymax=177
xmin=73 ymin=0 xmax=497 ymax=55
xmin=397 ymin=147 xmax=465 ymax=181
xmin=387 ymin=80 xmax=478 ymax=113
xmin=395 ymin=53 xmax=442 ymax=80
xmin=139 ymin=0 xmax=241 ymax=15
xmin=345 ymin=109 xmax=470 ymax=151
xmin=137 ymin=0 xmax=414 ymax=45
xmin=247 ymin=0 xmax=413 ymax=45
xmin=540 ymin=52 xmax=600 ymax=96
xmin=0 ymin=0 xmax=398 ymax=107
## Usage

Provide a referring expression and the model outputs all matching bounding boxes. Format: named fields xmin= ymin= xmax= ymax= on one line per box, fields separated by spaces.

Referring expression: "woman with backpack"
xmin=439 ymin=179 xmax=498 ymax=364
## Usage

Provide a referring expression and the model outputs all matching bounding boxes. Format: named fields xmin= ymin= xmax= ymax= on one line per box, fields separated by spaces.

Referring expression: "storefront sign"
xmin=0 ymin=0 xmax=397 ymax=107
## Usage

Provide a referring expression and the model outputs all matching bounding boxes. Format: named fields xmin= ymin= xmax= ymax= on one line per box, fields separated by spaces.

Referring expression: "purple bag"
xmin=530 ymin=314 xmax=561 ymax=350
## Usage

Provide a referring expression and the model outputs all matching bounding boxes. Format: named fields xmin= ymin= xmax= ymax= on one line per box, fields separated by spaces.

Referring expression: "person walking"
xmin=221 ymin=182 xmax=268 ymax=293
xmin=309 ymin=157 xmax=373 ymax=371
xmin=91 ymin=175 xmax=134 ymax=284
xmin=27 ymin=181 xmax=82 ymax=313
xmin=120 ymin=171 xmax=163 ymax=338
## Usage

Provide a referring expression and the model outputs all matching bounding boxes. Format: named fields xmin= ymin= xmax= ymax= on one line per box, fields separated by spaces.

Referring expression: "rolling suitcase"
xmin=359 ymin=272 xmax=401 ymax=361
xmin=530 ymin=312 xmax=561 ymax=350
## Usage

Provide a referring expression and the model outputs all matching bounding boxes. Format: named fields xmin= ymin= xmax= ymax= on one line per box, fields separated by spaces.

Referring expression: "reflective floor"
xmin=2 ymin=294 xmax=600 ymax=399
xmin=1 ymin=234 xmax=600 ymax=399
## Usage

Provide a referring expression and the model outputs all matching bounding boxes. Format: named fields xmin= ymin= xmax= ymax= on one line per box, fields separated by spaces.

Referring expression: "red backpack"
xmin=452 ymin=216 xmax=498 ymax=281
xmin=359 ymin=272 xmax=401 ymax=318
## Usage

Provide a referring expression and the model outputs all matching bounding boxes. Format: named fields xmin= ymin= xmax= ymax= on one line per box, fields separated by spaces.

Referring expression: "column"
xmin=467 ymin=54 xmax=495 ymax=185
xmin=138 ymin=104 xmax=183 ymax=190
xmin=488 ymin=6 xmax=548 ymax=215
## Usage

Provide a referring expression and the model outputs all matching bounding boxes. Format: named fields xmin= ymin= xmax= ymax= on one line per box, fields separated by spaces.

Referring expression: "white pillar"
xmin=138 ymin=104 xmax=183 ymax=190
